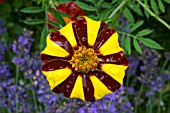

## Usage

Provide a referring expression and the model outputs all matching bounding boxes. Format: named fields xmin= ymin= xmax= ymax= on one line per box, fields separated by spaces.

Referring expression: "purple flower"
xmin=126 ymin=55 xmax=140 ymax=76
xmin=0 ymin=62 xmax=11 ymax=78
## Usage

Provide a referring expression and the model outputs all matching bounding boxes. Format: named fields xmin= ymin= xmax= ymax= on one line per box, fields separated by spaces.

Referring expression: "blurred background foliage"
xmin=0 ymin=0 xmax=170 ymax=113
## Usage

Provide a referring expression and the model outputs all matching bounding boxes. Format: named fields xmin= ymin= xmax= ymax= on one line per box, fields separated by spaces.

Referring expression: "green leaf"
xmin=58 ymin=12 xmax=70 ymax=18
xmin=136 ymin=29 xmax=153 ymax=37
xmin=48 ymin=20 xmax=61 ymax=29
xmin=130 ymin=21 xmax=144 ymax=33
xmin=111 ymin=0 xmax=120 ymax=4
xmin=20 ymin=7 xmax=44 ymax=13
xmin=144 ymin=0 xmax=150 ymax=18
xmin=52 ymin=9 xmax=66 ymax=27
xmin=138 ymin=38 xmax=164 ymax=49
xmin=97 ymin=0 xmax=104 ymax=6
xmin=59 ymin=0 xmax=71 ymax=4
xmin=100 ymin=2 xmax=112 ymax=8
xmin=133 ymin=39 xmax=142 ymax=54
xmin=123 ymin=7 xmax=134 ymax=23
xmin=85 ymin=0 xmax=96 ymax=5
xmin=158 ymin=0 xmax=165 ymax=13
xmin=121 ymin=35 xmax=126 ymax=51
xmin=125 ymin=37 xmax=131 ymax=55
xmin=74 ymin=1 xmax=96 ymax=11
xmin=151 ymin=0 xmax=159 ymax=14
xmin=130 ymin=4 xmax=143 ymax=16
xmin=164 ymin=0 xmax=170 ymax=4
xmin=23 ymin=19 xmax=45 ymax=25
xmin=40 ymin=24 xmax=48 ymax=51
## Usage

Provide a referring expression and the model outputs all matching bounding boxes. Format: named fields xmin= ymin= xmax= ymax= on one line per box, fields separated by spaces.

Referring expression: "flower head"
xmin=40 ymin=16 xmax=128 ymax=101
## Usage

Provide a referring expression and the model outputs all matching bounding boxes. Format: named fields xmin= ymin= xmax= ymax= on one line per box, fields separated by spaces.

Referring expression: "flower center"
xmin=70 ymin=46 xmax=99 ymax=73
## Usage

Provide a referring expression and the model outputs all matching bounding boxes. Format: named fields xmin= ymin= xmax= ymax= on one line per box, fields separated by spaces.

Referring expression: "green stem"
xmin=149 ymin=98 xmax=153 ymax=113
xmin=136 ymin=0 xmax=170 ymax=30
xmin=157 ymin=90 xmax=162 ymax=113
xmin=157 ymin=59 xmax=169 ymax=113
xmin=126 ymin=75 xmax=130 ymax=88
xmin=108 ymin=0 xmax=128 ymax=19
xmin=15 ymin=66 xmax=19 ymax=113
xmin=118 ymin=31 xmax=137 ymax=39
xmin=134 ymin=83 xmax=144 ymax=113
xmin=30 ymin=79 xmax=39 ymax=113
xmin=160 ymin=59 xmax=169 ymax=74
xmin=168 ymin=81 xmax=170 ymax=113
xmin=109 ymin=1 xmax=128 ymax=28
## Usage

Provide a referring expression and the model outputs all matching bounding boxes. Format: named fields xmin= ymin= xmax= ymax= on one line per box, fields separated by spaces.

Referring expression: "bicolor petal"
xmin=98 ymin=57 xmax=128 ymax=85
xmin=42 ymin=60 xmax=72 ymax=90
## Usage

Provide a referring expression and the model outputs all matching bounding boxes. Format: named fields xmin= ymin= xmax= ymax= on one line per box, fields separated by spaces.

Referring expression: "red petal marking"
xmin=72 ymin=18 xmax=80 ymax=47
xmin=98 ymin=56 xmax=129 ymax=68
xmin=97 ymin=22 xmax=107 ymax=36
xmin=75 ymin=17 xmax=88 ymax=47
xmin=114 ymin=56 xmax=128 ymax=66
xmin=82 ymin=74 xmax=94 ymax=101
xmin=40 ymin=54 xmax=71 ymax=64
xmin=52 ymin=82 xmax=63 ymax=94
xmin=50 ymin=32 xmax=74 ymax=54
xmin=62 ymin=71 xmax=80 ymax=97
xmin=89 ymin=70 xmax=121 ymax=92
xmin=98 ymin=51 xmax=124 ymax=62
xmin=93 ymin=29 xmax=116 ymax=52
xmin=42 ymin=59 xmax=71 ymax=71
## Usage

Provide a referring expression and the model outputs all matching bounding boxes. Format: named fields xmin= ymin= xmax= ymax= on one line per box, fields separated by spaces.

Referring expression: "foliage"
xmin=0 ymin=0 xmax=170 ymax=113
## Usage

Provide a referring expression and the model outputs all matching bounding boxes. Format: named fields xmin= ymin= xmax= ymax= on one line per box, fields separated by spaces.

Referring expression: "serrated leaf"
xmin=123 ymin=7 xmax=134 ymax=23
xmin=125 ymin=37 xmax=131 ymax=55
xmin=20 ymin=7 xmax=44 ymax=13
xmin=138 ymin=38 xmax=164 ymax=49
xmin=40 ymin=24 xmax=48 ymax=51
xmin=158 ymin=0 xmax=165 ymax=13
xmin=136 ymin=29 xmax=153 ymax=37
xmin=74 ymin=1 xmax=96 ymax=11
xmin=144 ymin=0 xmax=150 ymax=18
xmin=133 ymin=39 xmax=142 ymax=54
xmin=48 ymin=20 xmax=61 ymax=29
xmin=52 ymin=9 xmax=66 ymax=27
xmin=151 ymin=0 xmax=159 ymax=14
xmin=23 ymin=19 xmax=45 ymax=25
xmin=130 ymin=21 xmax=144 ymax=33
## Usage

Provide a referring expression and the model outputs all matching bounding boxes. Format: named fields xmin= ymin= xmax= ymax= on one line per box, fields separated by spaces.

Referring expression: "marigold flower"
xmin=40 ymin=16 xmax=128 ymax=101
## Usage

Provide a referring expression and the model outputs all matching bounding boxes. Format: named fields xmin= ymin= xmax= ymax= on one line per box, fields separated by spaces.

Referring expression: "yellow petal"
xmin=99 ymin=32 xmax=124 ymax=55
xmin=70 ymin=75 xmax=85 ymax=101
xmin=59 ymin=22 xmax=77 ymax=48
xmin=84 ymin=16 xmax=101 ymax=46
xmin=101 ymin=63 xmax=128 ymax=85
xmin=41 ymin=35 xmax=70 ymax=57
xmin=42 ymin=68 xmax=72 ymax=90
xmin=90 ymin=75 xmax=112 ymax=100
